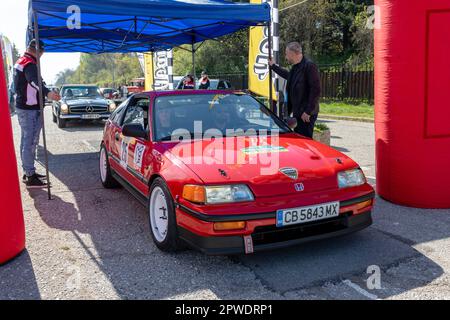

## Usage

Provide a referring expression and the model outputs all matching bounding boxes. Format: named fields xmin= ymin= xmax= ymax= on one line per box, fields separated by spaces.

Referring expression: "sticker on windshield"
xmin=120 ymin=140 xmax=128 ymax=169
xmin=209 ymin=94 xmax=228 ymax=109
xmin=134 ymin=143 xmax=146 ymax=169
xmin=241 ymin=146 xmax=288 ymax=155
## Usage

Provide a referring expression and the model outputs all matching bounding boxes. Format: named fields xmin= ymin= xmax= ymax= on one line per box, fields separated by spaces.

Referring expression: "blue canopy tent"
xmin=28 ymin=0 xmax=271 ymax=53
xmin=26 ymin=0 xmax=272 ymax=198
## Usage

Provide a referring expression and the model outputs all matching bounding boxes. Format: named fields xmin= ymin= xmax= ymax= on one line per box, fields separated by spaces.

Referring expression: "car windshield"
xmin=61 ymin=86 xmax=102 ymax=99
xmin=153 ymin=93 xmax=290 ymax=141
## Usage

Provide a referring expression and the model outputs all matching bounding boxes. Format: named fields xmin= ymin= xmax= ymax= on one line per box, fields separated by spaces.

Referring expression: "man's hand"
xmin=47 ymin=91 xmax=60 ymax=101
xmin=301 ymin=112 xmax=311 ymax=123
xmin=268 ymin=58 xmax=275 ymax=67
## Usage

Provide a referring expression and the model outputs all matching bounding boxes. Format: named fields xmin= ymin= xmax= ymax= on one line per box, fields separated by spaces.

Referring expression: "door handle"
xmin=115 ymin=132 xmax=120 ymax=141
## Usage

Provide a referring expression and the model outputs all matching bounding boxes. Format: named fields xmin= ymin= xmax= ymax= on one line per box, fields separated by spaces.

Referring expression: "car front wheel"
xmin=57 ymin=114 xmax=67 ymax=128
xmin=99 ymin=144 xmax=120 ymax=188
xmin=148 ymin=178 xmax=184 ymax=252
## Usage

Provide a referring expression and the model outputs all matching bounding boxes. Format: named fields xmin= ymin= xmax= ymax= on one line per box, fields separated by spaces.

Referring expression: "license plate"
xmin=276 ymin=201 xmax=340 ymax=227
xmin=82 ymin=114 xmax=101 ymax=119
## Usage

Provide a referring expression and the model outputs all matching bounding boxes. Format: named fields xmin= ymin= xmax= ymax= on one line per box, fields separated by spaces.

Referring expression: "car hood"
xmin=62 ymin=97 xmax=108 ymax=106
xmin=159 ymin=133 xmax=360 ymax=197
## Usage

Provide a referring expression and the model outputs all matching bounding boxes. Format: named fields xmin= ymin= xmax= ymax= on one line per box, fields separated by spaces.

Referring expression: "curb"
xmin=318 ymin=114 xmax=374 ymax=123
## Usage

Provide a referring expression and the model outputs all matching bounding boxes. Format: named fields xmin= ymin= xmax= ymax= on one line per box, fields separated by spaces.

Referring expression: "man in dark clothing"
xmin=269 ymin=42 xmax=321 ymax=138
xmin=14 ymin=39 xmax=60 ymax=188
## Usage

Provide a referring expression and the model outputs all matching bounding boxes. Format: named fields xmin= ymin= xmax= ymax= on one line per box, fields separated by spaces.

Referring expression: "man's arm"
xmin=270 ymin=64 xmax=290 ymax=80
xmin=305 ymin=62 xmax=321 ymax=115
xmin=24 ymin=64 xmax=50 ymax=98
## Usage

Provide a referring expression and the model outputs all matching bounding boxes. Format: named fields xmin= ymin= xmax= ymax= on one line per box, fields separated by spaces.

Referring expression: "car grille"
xmin=252 ymin=213 xmax=353 ymax=246
xmin=69 ymin=105 xmax=108 ymax=114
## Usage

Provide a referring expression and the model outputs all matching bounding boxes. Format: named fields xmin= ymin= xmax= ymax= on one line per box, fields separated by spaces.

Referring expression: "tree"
xmin=349 ymin=7 xmax=374 ymax=66
xmin=55 ymin=69 xmax=76 ymax=86
xmin=53 ymin=0 xmax=375 ymax=80
xmin=61 ymin=53 xmax=143 ymax=87
xmin=11 ymin=43 xmax=19 ymax=63
xmin=173 ymin=29 xmax=249 ymax=76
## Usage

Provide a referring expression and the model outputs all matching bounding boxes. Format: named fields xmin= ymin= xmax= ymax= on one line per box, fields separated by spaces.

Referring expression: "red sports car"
xmin=99 ymin=90 xmax=375 ymax=255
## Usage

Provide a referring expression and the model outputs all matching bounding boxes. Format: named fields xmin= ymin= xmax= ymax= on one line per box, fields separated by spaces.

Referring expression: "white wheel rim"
xmin=149 ymin=187 xmax=169 ymax=243
xmin=100 ymin=147 xmax=107 ymax=183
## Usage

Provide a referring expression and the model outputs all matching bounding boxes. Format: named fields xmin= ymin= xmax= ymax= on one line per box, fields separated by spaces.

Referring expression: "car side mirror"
xmin=122 ymin=123 xmax=147 ymax=139
xmin=286 ymin=117 xmax=298 ymax=130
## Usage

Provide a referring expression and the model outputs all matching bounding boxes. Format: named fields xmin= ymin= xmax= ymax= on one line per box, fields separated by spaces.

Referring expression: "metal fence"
xmin=211 ymin=63 xmax=374 ymax=103
xmin=208 ymin=73 xmax=249 ymax=90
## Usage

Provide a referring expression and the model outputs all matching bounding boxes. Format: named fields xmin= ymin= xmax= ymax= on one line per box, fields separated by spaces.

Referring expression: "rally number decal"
xmin=134 ymin=143 xmax=146 ymax=169
xmin=120 ymin=140 xmax=128 ymax=169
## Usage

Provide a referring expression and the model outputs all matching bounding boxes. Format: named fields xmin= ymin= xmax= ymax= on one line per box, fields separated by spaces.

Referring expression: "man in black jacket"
xmin=269 ymin=42 xmax=321 ymax=138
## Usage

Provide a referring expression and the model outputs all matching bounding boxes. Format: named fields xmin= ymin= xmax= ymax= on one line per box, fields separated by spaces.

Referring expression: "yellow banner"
xmin=248 ymin=0 xmax=276 ymax=101
xmin=144 ymin=53 xmax=154 ymax=91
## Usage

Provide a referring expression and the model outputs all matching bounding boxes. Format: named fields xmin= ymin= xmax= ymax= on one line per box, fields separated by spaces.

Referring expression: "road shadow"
xmin=58 ymin=120 xmax=105 ymax=133
xmin=0 ymin=250 xmax=41 ymax=299
xmin=20 ymin=148 xmax=449 ymax=299
xmin=27 ymin=150 xmax=275 ymax=299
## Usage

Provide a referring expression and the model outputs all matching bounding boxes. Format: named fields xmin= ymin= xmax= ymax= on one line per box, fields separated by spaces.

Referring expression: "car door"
xmin=114 ymin=95 xmax=153 ymax=196
xmin=107 ymin=98 xmax=129 ymax=165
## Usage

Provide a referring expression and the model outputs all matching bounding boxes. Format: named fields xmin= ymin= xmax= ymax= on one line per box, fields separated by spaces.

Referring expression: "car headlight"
xmin=338 ymin=169 xmax=366 ymax=188
xmin=60 ymin=104 xmax=69 ymax=114
xmin=109 ymin=102 xmax=116 ymax=112
xmin=183 ymin=184 xmax=254 ymax=204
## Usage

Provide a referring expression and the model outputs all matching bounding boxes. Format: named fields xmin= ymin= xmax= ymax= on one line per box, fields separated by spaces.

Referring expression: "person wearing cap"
xmin=198 ymin=71 xmax=210 ymax=90
xmin=13 ymin=39 xmax=60 ymax=188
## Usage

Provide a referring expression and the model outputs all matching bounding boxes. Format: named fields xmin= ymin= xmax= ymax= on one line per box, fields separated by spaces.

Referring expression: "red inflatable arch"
xmin=375 ymin=0 xmax=450 ymax=208
xmin=0 ymin=50 xmax=25 ymax=264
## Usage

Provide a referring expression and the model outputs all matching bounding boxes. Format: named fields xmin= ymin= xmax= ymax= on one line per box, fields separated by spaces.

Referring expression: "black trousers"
xmin=294 ymin=114 xmax=318 ymax=138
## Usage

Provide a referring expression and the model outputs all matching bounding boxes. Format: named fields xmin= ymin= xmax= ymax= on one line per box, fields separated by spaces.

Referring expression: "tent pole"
xmin=33 ymin=11 xmax=52 ymax=200
xmin=151 ymin=52 xmax=155 ymax=90
xmin=192 ymin=43 xmax=196 ymax=88
xmin=268 ymin=22 xmax=273 ymax=112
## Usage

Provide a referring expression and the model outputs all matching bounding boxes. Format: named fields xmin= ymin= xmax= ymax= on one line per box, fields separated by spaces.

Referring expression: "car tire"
xmin=57 ymin=114 xmax=66 ymax=128
xmin=148 ymin=178 xmax=185 ymax=252
xmin=99 ymin=144 xmax=120 ymax=189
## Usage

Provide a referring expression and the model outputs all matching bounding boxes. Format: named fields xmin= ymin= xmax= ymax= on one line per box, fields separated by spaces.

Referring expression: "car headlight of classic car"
xmin=183 ymin=184 xmax=254 ymax=204
xmin=60 ymin=103 xmax=69 ymax=114
xmin=337 ymin=168 xmax=366 ymax=188
xmin=108 ymin=102 xmax=116 ymax=112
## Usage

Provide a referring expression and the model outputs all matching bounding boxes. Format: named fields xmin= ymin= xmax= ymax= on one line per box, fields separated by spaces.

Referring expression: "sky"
xmin=0 ymin=0 xmax=80 ymax=84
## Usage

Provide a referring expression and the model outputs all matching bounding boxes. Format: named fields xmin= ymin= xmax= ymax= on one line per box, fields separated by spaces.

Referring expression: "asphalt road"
xmin=1 ymin=109 xmax=449 ymax=300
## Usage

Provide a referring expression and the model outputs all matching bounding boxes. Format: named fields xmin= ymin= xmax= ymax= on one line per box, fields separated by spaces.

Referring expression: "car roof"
xmin=139 ymin=89 xmax=243 ymax=98
xmin=61 ymin=84 xmax=99 ymax=87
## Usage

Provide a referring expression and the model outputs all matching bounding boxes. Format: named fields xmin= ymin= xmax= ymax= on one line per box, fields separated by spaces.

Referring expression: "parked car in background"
xmin=172 ymin=76 xmax=184 ymax=90
xmin=100 ymin=87 xmax=120 ymax=99
xmin=52 ymin=84 xmax=116 ymax=128
xmin=202 ymin=79 xmax=232 ymax=90
xmin=174 ymin=77 xmax=232 ymax=90
xmin=126 ymin=78 xmax=145 ymax=95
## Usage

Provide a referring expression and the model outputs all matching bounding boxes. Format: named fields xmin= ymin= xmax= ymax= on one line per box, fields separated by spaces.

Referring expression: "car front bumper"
xmin=59 ymin=114 xmax=111 ymax=120
xmin=178 ymin=210 xmax=372 ymax=255
xmin=176 ymin=192 xmax=375 ymax=255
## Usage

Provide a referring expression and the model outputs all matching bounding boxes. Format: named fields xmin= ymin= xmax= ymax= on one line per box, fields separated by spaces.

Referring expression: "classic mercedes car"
xmin=52 ymin=84 xmax=117 ymax=128
xmin=99 ymin=90 xmax=375 ymax=255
